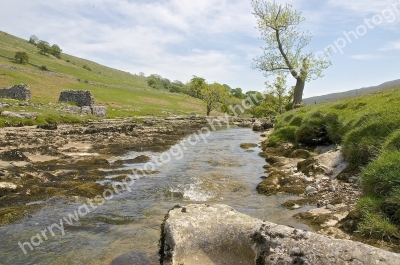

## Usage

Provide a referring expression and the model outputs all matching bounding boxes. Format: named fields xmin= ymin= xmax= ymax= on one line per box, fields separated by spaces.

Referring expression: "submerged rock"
xmin=114 ymin=155 xmax=151 ymax=165
xmin=0 ymin=182 xmax=17 ymax=197
xmin=160 ymin=204 xmax=400 ymax=265
xmin=239 ymin=143 xmax=258 ymax=149
xmin=290 ymin=149 xmax=312 ymax=159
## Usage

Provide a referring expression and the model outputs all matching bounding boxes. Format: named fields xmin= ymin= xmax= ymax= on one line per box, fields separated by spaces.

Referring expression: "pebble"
xmin=326 ymin=204 xmax=335 ymax=210
xmin=306 ymin=186 xmax=317 ymax=194
xmin=304 ymin=177 xmax=314 ymax=182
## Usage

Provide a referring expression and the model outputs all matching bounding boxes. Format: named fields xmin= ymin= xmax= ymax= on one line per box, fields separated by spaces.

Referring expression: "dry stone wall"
xmin=58 ymin=90 xmax=107 ymax=117
xmin=58 ymin=90 xmax=95 ymax=107
xmin=0 ymin=84 xmax=32 ymax=100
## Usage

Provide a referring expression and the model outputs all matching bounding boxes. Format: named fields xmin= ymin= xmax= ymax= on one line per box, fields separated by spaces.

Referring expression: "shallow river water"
xmin=0 ymin=127 xmax=311 ymax=265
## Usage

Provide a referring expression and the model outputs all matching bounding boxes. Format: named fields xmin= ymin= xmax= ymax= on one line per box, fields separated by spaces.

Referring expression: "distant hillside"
xmin=0 ymin=30 xmax=207 ymax=117
xmin=303 ymin=79 xmax=400 ymax=105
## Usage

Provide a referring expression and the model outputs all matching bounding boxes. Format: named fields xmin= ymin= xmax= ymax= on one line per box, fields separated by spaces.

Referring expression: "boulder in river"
xmin=159 ymin=204 xmax=400 ymax=265
xmin=252 ymin=118 xmax=274 ymax=131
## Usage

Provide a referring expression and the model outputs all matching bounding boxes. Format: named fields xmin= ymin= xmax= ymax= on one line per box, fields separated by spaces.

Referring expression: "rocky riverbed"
xmin=0 ymin=117 xmax=210 ymax=226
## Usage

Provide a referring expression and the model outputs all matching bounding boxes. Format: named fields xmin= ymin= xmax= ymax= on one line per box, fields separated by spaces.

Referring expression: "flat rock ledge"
xmin=160 ymin=204 xmax=400 ymax=265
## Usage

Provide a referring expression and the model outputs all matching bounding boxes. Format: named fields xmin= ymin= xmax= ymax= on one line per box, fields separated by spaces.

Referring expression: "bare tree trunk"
xmin=206 ymin=105 xmax=211 ymax=116
xmin=292 ymin=77 xmax=305 ymax=108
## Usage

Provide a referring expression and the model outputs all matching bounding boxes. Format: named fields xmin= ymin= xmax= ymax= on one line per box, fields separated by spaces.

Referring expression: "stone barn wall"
xmin=58 ymin=90 xmax=95 ymax=107
xmin=0 ymin=84 xmax=32 ymax=100
xmin=58 ymin=90 xmax=107 ymax=118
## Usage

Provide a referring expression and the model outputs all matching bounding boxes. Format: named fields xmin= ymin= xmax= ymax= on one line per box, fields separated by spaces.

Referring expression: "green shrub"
xmin=289 ymin=116 xmax=303 ymax=126
xmin=325 ymin=113 xmax=343 ymax=143
xmin=83 ymin=65 xmax=92 ymax=71
xmin=284 ymin=114 xmax=293 ymax=122
xmin=40 ymin=65 xmax=48 ymax=71
xmin=267 ymin=126 xmax=298 ymax=146
xmin=296 ymin=112 xmax=329 ymax=145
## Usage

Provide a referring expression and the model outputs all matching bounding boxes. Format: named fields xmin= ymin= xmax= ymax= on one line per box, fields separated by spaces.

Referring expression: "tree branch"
xmin=275 ymin=30 xmax=297 ymax=77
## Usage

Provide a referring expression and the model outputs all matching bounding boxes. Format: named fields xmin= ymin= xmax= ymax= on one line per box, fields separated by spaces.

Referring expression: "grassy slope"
xmin=0 ymin=30 xmax=207 ymax=119
xmin=269 ymin=87 xmax=400 ymax=240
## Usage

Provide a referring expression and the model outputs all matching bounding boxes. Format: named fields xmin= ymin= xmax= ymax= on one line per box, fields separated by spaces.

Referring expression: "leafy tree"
xmin=173 ymin=80 xmax=183 ymax=86
xmin=222 ymin=84 xmax=232 ymax=94
xmin=147 ymin=75 xmax=160 ymax=89
xmin=200 ymin=83 xmax=229 ymax=116
xmin=50 ymin=44 xmax=62 ymax=58
xmin=250 ymin=93 xmax=278 ymax=118
xmin=188 ymin=76 xmax=207 ymax=99
xmin=266 ymin=76 xmax=288 ymax=114
xmin=251 ymin=0 xmax=331 ymax=108
xmin=170 ymin=80 xmax=185 ymax=93
xmin=161 ymin=78 xmax=171 ymax=90
xmin=245 ymin=90 xmax=264 ymax=106
xmin=189 ymin=77 xmax=230 ymax=115
xmin=28 ymin=35 xmax=39 ymax=45
xmin=15 ymin=51 xmax=29 ymax=64
xmin=37 ymin=41 xmax=51 ymax=55
xmin=231 ymin=87 xmax=244 ymax=99
xmin=170 ymin=85 xmax=182 ymax=93
xmin=147 ymin=74 xmax=172 ymax=90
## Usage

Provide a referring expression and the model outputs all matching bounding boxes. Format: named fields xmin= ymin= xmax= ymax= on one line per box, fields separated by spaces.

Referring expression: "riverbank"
xmin=258 ymin=85 xmax=400 ymax=252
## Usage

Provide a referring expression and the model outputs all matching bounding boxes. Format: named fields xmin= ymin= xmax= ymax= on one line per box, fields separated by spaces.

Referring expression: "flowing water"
xmin=0 ymin=127 xmax=312 ymax=265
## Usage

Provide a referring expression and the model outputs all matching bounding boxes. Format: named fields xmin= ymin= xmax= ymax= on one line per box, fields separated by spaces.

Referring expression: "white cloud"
xmin=380 ymin=40 xmax=400 ymax=50
xmin=327 ymin=0 xmax=400 ymax=15
xmin=0 ymin=0 xmax=265 ymax=88
xmin=0 ymin=0 xmax=399 ymax=95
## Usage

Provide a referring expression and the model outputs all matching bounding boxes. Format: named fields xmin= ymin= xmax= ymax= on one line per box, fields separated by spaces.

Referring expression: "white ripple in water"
xmin=177 ymin=178 xmax=216 ymax=202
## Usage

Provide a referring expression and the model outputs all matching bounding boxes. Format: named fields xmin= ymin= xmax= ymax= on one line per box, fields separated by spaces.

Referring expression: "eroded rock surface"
xmin=160 ymin=204 xmax=400 ymax=265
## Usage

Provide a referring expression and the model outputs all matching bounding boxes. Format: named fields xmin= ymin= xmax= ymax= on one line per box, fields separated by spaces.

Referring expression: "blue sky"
xmin=1 ymin=0 xmax=399 ymax=97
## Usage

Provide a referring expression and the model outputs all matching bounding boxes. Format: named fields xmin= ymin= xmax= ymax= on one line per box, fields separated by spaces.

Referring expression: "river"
xmin=0 ymin=126 xmax=311 ymax=265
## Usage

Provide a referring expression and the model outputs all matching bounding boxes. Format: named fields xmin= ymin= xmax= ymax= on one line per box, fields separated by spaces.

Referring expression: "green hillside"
xmin=0 ymin=30 xmax=207 ymax=118
xmin=303 ymin=79 xmax=400 ymax=105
